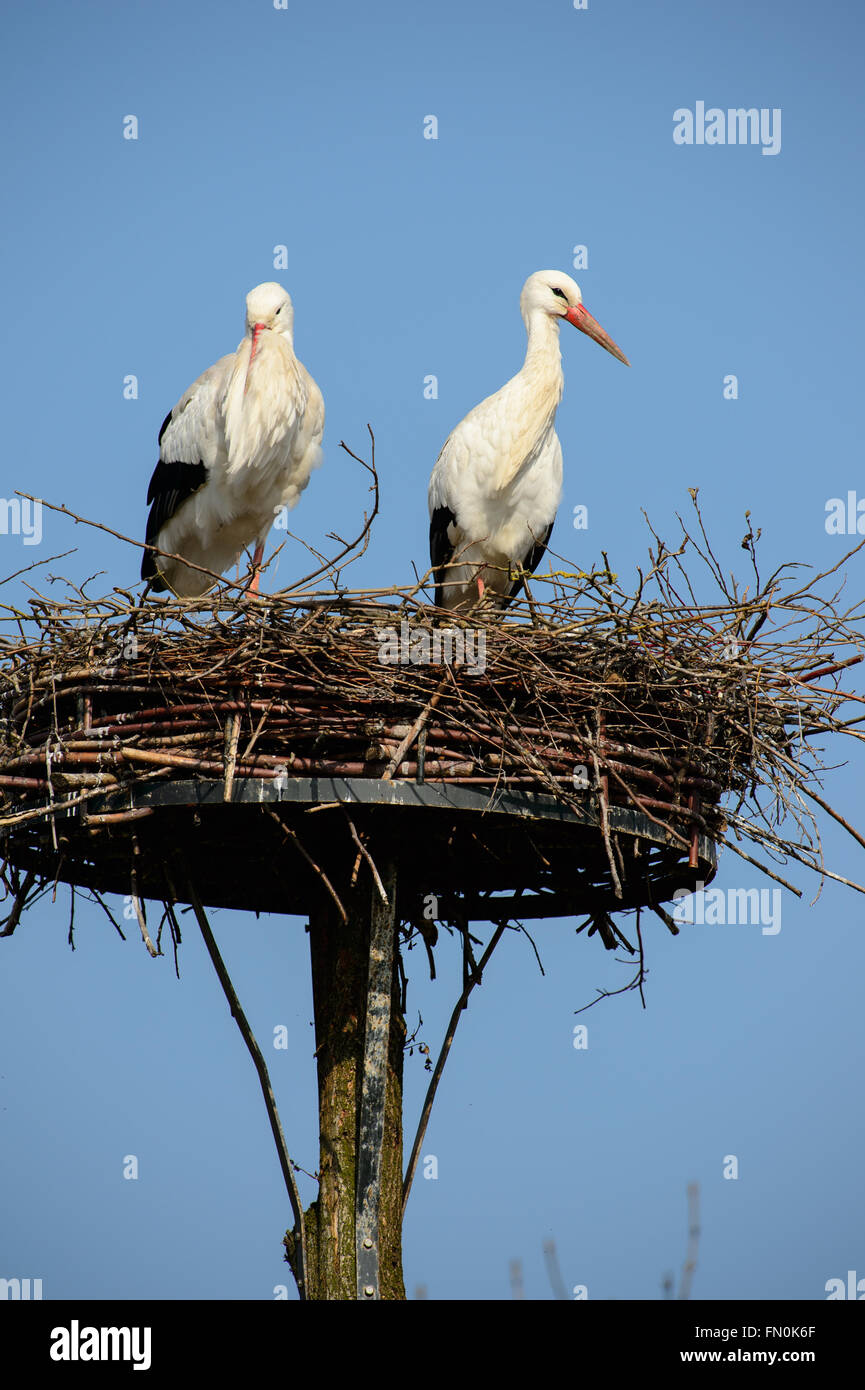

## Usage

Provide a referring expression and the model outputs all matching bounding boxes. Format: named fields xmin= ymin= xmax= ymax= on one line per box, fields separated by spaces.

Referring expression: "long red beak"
xmin=564 ymin=303 xmax=630 ymax=366
xmin=243 ymin=322 xmax=266 ymax=395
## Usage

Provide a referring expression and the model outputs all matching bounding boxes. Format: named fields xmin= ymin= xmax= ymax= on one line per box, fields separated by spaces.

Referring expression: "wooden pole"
xmin=287 ymin=851 xmax=406 ymax=1300
xmin=356 ymin=858 xmax=397 ymax=1299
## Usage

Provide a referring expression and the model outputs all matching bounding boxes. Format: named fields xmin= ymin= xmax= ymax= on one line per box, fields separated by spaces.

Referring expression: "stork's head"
xmin=245 ymin=282 xmax=294 ymax=341
xmin=242 ymin=283 xmax=294 ymax=394
xmin=520 ymin=270 xmax=630 ymax=366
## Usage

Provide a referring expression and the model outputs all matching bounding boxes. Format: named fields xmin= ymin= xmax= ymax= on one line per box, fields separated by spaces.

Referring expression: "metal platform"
xmin=2 ymin=775 xmax=716 ymax=920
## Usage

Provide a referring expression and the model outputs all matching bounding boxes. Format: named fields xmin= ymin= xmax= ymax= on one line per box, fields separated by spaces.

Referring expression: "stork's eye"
xmin=275 ymin=305 xmax=282 ymax=314
xmin=551 ymin=287 xmax=567 ymax=300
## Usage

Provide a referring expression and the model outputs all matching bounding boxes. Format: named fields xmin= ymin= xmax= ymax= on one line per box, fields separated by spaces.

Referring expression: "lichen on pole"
xmin=290 ymin=857 xmax=405 ymax=1301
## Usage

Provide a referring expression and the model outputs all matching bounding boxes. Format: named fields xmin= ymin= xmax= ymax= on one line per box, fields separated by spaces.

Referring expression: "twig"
xmin=262 ymin=805 xmax=348 ymax=923
xmin=223 ymin=707 xmax=241 ymax=803
xmin=185 ymin=878 xmax=308 ymax=1301
xmin=15 ymin=493 xmax=241 ymax=597
xmin=279 ymin=428 xmax=379 ymax=596
xmin=342 ymin=811 xmax=388 ymax=905
xmin=0 ymin=869 xmax=36 ymax=937
xmin=402 ymin=922 xmax=507 ymax=1217
xmin=382 ymin=672 xmax=450 ymax=781
xmin=130 ymin=838 xmax=157 ymax=957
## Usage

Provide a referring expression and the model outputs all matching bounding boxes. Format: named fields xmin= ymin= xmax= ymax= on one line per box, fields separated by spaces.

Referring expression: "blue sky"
xmin=1 ymin=0 xmax=863 ymax=1301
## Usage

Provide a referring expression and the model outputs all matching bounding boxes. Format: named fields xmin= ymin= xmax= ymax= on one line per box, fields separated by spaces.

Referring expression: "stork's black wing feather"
xmin=505 ymin=521 xmax=554 ymax=606
xmin=429 ymin=505 xmax=456 ymax=609
xmin=141 ymin=458 xmax=207 ymax=585
xmin=156 ymin=408 xmax=174 ymax=448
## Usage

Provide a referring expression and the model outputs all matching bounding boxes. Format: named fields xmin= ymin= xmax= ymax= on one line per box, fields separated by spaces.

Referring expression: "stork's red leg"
xmin=248 ymin=540 xmax=265 ymax=594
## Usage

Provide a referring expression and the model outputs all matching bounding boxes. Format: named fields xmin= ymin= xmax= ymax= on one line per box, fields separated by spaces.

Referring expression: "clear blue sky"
xmin=1 ymin=0 xmax=863 ymax=1301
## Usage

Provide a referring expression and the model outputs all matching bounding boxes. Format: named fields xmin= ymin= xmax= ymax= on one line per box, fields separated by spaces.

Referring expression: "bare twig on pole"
xmin=342 ymin=810 xmax=388 ymax=905
xmin=185 ymin=877 xmax=308 ymax=1301
xmin=0 ymin=868 xmax=36 ymax=937
xmin=130 ymin=839 xmax=157 ymax=957
xmin=262 ymin=805 xmax=348 ymax=924
xmin=402 ymin=921 xmax=508 ymax=1217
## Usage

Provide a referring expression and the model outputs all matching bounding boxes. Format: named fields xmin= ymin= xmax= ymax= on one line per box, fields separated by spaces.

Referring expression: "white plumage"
xmin=142 ymin=282 xmax=323 ymax=597
xmin=428 ymin=270 xmax=629 ymax=611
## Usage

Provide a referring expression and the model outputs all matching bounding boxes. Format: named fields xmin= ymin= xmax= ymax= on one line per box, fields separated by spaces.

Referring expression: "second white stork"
xmin=428 ymin=269 xmax=629 ymax=611
xmin=142 ymin=281 xmax=324 ymax=597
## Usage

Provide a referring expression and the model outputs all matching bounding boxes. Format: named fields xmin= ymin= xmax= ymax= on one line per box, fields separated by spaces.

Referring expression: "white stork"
xmin=142 ymin=281 xmax=324 ymax=597
xmin=428 ymin=269 xmax=629 ymax=611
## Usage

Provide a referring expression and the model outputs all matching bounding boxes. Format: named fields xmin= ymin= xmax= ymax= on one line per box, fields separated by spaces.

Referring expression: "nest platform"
xmin=0 ymin=598 xmax=756 ymax=930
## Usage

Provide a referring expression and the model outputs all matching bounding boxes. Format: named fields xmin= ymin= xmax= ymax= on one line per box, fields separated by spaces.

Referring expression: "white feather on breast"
xmin=428 ymin=363 xmax=564 ymax=605
xmin=154 ymin=333 xmax=323 ymax=595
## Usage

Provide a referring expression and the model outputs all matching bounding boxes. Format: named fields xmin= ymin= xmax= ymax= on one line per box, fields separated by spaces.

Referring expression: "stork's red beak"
xmin=564 ymin=304 xmax=630 ymax=366
xmin=244 ymin=322 xmax=266 ymax=395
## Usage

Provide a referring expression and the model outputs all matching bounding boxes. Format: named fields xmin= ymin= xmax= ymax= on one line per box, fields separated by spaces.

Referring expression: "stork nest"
xmin=0 ymin=479 xmax=863 ymax=942
xmin=0 ymin=603 xmax=761 ymax=830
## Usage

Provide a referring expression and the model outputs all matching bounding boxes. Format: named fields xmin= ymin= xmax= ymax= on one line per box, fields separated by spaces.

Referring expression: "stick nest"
xmin=1 ymin=461 xmax=864 ymax=932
